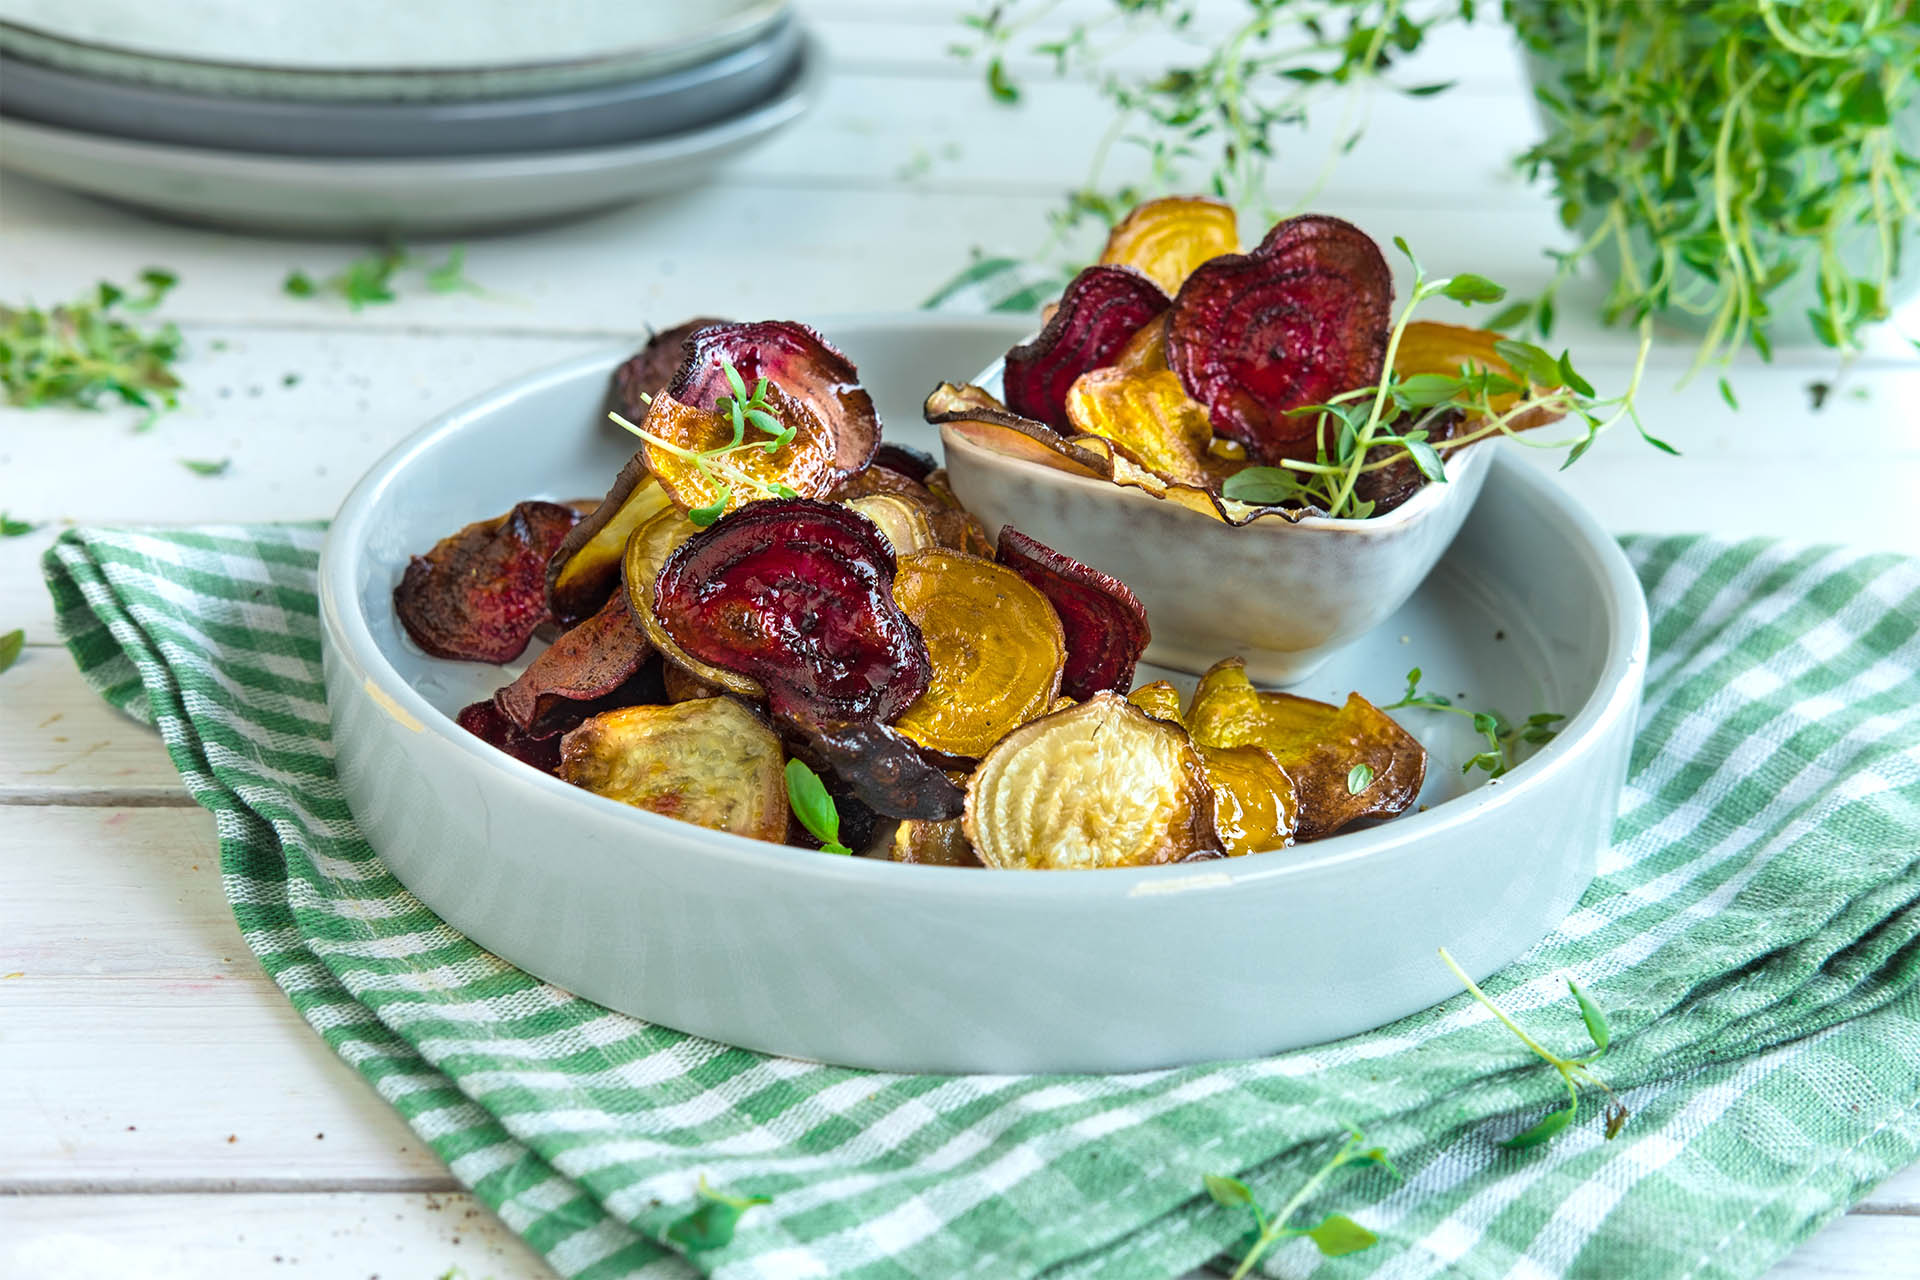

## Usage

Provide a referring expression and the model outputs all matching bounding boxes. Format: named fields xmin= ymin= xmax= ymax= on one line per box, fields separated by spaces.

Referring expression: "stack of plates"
xmin=0 ymin=0 xmax=819 ymax=234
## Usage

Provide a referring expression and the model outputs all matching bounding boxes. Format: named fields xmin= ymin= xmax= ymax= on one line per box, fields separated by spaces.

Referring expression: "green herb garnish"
xmin=1205 ymin=1129 xmax=1395 ymax=1279
xmin=609 ymin=359 xmax=797 ymax=524
xmin=1439 ymin=946 xmax=1627 ymax=1147
xmin=1384 ymin=668 xmax=1563 ymax=779
xmin=1 ymin=271 xmax=183 ymax=428
xmin=0 ymin=629 xmax=23 ymax=675
xmin=666 ymin=1175 xmax=770 ymax=1251
xmin=284 ymin=244 xmax=480 ymax=309
xmin=423 ymin=246 xmax=483 ymax=295
xmin=180 ymin=458 xmax=231 ymax=477
xmin=1 ymin=513 xmax=36 ymax=537
xmin=784 ymin=759 xmax=851 ymax=855
xmin=1346 ymin=762 xmax=1374 ymax=794
xmin=1220 ymin=242 xmax=1657 ymax=520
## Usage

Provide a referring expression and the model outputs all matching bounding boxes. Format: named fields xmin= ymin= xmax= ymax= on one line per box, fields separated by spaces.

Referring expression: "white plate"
xmin=0 ymin=36 xmax=819 ymax=236
xmin=0 ymin=0 xmax=787 ymax=101
xmin=319 ymin=313 xmax=1648 ymax=1073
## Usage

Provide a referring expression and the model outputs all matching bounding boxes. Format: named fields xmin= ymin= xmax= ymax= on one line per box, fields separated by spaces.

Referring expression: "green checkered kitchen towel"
xmin=41 ymin=530 xmax=1920 ymax=1279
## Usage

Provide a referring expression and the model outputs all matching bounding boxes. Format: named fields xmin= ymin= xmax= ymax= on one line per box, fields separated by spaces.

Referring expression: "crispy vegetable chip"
xmin=494 ymin=591 xmax=654 ymax=737
xmin=661 ymin=662 xmax=729 ymax=704
xmin=802 ymin=720 xmax=967 ymax=820
xmin=1185 ymin=657 xmax=1425 ymax=839
xmin=546 ymin=458 xmax=673 ymax=625
xmin=1114 ymin=313 xmax=1172 ymax=372
xmin=623 ymin=505 xmax=765 ymax=700
xmin=559 ymin=698 xmax=788 ymax=841
xmin=965 ymin=692 xmax=1220 ymax=870
xmin=891 ymin=818 xmax=982 ymax=867
xmin=1002 ymin=265 xmax=1170 ymax=430
xmin=654 ymin=498 xmax=929 ymax=728
xmin=890 ymin=550 xmax=1066 ymax=759
xmin=1198 ymin=743 xmax=1298 ymax=856
xmin=925 ymin=383 xmax=1115 ymax=479
xmin=456 ymin=698 xmax=561 ymax=773
xmin=1167 ymin=214 xmax=1393 ymax=462
xmin=395 ymin=500 xmax=580 ymax=663
xmin=844 ymin=494 xmax=938 ymax=558
xmin=1064 ymin=365 xmax=1222 ymax=488
xmin=1393 ymin=321 xmax=1564 ymax=433
xmin=638 ymin=320 xmax=881 ymax=516
xmin=1128 ymin=680 xmax=1185 ymax=725
xmin=610 ymin=317 xmax=727 ymax=420
xmin=995 ymin=526 xmax=1151 ymax=700
xmin=918 ymin=467 xmax=998 ymax=557
xmin=1098 ymin=195 xmax=1240 ymax=296
xmin=874 ymin=441 xmax=938 ymax=483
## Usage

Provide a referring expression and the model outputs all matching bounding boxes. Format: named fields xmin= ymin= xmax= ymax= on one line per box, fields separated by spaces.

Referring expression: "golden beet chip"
xmin=925 ymin=383 xmax=1115 ymax=480
xmin=1128 ymin=680 xmax=1185 ymax=725
xmin=843 ymin=494 xmax=937 ymax=558
xmin=1185 ymin=657 xmax=1425 ymax=840
xmin=1114 ymin=313 xmax=1171 ymax=372
xmin=1198 ymin=743 xmax=1298 ymax=856
xmin=622 ymin=506 xmax=765 ymax=700
xmin=1099 ymin=196 xmax=1240 ymax=296
xmin=890 ymin=550 xmax=1067 ymax=759
xmin=1393 ymin=321 xmax=1563 ymax=433
xmin=890 ymin=818 xmax=983 ymax=867
xmin=965 ymin=692 xmax=1221 ymax=870
xmin=546 ymin=464 xmax=673 ymax=625
xmin=1064 ymin=365 xmax=1222 ymax=488
xmin=558 ymin=697 xmax=787 ymax=842
xmin=661 ymin=662 xmax=728 ymax=704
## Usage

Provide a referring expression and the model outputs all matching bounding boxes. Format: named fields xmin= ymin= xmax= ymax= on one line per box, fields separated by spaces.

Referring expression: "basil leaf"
xmin=785 ymin=759 xmax=850 ymax=854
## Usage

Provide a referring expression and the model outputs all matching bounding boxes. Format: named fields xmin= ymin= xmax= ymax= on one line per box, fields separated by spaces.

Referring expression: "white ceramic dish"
xmin=0 ymin=34 xmax=819 ymax=236
xmin=319 ymin=314 xmax=1648 ymax=1074
xmin=0 ymin=0 xmax=786 ymax=101
xmin=942 ymin=369 xmax=1492 ymax=684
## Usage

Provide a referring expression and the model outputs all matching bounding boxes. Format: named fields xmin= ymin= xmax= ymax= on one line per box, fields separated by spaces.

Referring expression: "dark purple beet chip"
xmin=873 ymin=441 xmax=939 ymax=483
xmin=494 ymin=591 xmax=655 ymax=737
xmin=1002 ymin=265 xmax=1170 ymax=431
xmin=609 ymin=317 xmax=728 ymax=420
xmin=995 ymin=526 xmax=1152 ymax=701
xmin=456 ymin=699 xmax=562 ymax=773
xmin=395 ymin=501 xmax=580 ymax=664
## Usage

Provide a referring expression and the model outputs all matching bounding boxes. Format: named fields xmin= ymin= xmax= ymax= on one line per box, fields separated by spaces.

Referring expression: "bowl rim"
xmin=320 ymin=317 xmax=1649 ymax=903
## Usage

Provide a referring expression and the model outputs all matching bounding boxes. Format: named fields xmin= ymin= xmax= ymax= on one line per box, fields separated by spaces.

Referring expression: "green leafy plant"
xmin=1205 ymin=1129 xmax=1396 ymax=1279
xmin=609 ymin=360 xmax=799 ymax=526
xmin=1384 ymin=667 xmax=1563 ymax=777
xmin=1 ymin=270 xmax=183 ymax=428
xmin=960 ymin=1 xmax=1919 ymax=370
xmin=666 ymin=1176 xmax=771 ymax=1251
xmin=1439 ymin=946 xmax=1628 ymax=1147
xmin=180 ymin=458 xmax=231 ymax=477
xmin=1219 ymin=243 xmax=1655 ymax=519
xmin=284 ymin=245 xmax=480 ymax=310
xmin=0 ymin=628 xmax=22 ymax=675
xmin=785 ymin=759 xmax=852 ymax=854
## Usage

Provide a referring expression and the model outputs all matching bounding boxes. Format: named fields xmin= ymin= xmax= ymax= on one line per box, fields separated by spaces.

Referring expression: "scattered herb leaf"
xmin=784 ymin=759 xmax=851 ymax=854
xmin=0 ymin=628 xmax=22 ymax=675
xmin=424 ymin=246 xmax=483 ymax=295
xmin=282 ymin=271 xmax=317 ymax=298
xmin=0 ymin=513 xmax=36 ymax=537
xmin=180 ymin=458 xmax=230 ymax=477
xmin=666 ymin=1175 xmax=771 ymax=1251
xmin=1438 ymin=946 xmax=1628 ymax=1147
xmin=1384 ymin=668 xmax=1563 ymax=778
xmin=284 ymin=244 xmax=481 ymax=309
xmin=1206 ymin=1129 xmax=1393 ymax=1280
xmin=1 ymin=271 xmax=184 ymax=427
xmin=1346 ymin=762 xmax=1374 ymax=794
xmin=609 ymin=360 xmax=794 ymax=520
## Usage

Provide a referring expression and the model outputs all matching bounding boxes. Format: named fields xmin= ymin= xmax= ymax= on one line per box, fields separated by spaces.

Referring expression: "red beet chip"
xmin=494 ymin=591 xmax=656 ymax=738
xmin=395 ymin=501 xmax=581 ymax=663
xmin=1166 ymin=214 xmax=1392 ymax=463
xmin=653 ymin=498 xmax=930 ymax=728
xmin=804 ymin=721 xmax=966 ymax=821
xmin=668 ymin=321 xmax=880 ymax=486
xmin=995 ymin=526 xmax=1152 ymax=700
xmin=609 ymin=317 xmax=728 ymax=420
xmin=1003 ymin=265 xmax=1170 ymax=430
xmin=456 ymin=699 xmax=562 ymax=773
xmin=873 ymin=441 xmax=938 ymax=484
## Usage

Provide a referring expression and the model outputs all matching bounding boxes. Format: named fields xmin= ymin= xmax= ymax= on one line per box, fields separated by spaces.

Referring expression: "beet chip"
xmin=653 ymin=498 xmax=929 ymax=728
xmin=1002 ymin=265 xmax=1169 ymax=431
xmin=873 ymin=441 xmax=938 ymax=483
xmin=803 ymin=721 xmax=966 ymax=821
xmin=456 ymin=699 xmax=562 ymax=773
xmin=395 ymin=501 xmax=580 ymax=663
xmin=995 ymin=526 xmax=1152 ymax=700
xmin=610 ymin=317 xmax=728 ymax=420
xmin=494 ymin=591 xmax=655 ymax=738
xmin=1166 ymin=214 xmax=1392 ymax=463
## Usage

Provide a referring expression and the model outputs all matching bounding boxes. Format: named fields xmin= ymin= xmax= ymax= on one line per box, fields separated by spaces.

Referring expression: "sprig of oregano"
xmin=0 ymin=628 xmax=23 ymax=676
xmin=1384 ymin=668 xmax=1563 ymax=779
xmin=1205 ymin=1129 xmax=1396 ymax=1279
xmin=785 ymin=759 xmax=851 ymax=855
xmin=1439 ymin=947 xmax=1628 ymax=1148
xmin=1220 ymin=240 xmax=1659 ymax=519
xmin=608 ymin=360 xmax=799 ymax=527
xmin=1 ymin=270 xmax=183 ymax=428
xmin=666 ymin=1175 xmax=771 ymax=1251
xmin=284 ymin=244 xmax=479 ymax=310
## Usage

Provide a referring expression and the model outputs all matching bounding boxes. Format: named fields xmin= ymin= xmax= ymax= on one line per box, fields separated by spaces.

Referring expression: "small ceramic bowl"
xmin=941 ymin=363 xmax=1492 ymax=685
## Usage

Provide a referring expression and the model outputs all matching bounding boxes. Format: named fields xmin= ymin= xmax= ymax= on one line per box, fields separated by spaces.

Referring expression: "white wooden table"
xmin=2 ymin=4 xmax=1916 ymax=1275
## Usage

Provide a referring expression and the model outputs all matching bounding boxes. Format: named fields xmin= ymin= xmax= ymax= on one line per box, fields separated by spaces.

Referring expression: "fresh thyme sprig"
xmin=284 ymin=244 xmax=479 ymax=310
xmin=1439 ymin=947 xmax=1628 ymax=1148
xmin=1384 ymin=667 xmax=1562 ymax=779
xmin=1220 ymin=240 xmax=1659 ymax=520
xmin=1205 ymin=1129 xmax=1396 ymax=1279
xmin=1 ymin=270 xmax=183 ymax=429
xmin=608 ymin=360 xmax=799 ymax=526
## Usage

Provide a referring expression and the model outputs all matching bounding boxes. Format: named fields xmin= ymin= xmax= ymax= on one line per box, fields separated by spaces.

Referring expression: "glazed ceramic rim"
xmin=320 ymin=315 xmax=1649 ymax=900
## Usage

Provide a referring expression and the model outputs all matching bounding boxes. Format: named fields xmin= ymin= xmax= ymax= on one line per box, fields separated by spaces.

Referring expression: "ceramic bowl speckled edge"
xmin=319 ymin=316 xmax=1648 ymax=1074
xmin=942 ymin=360 xmax=1492 ymax=684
